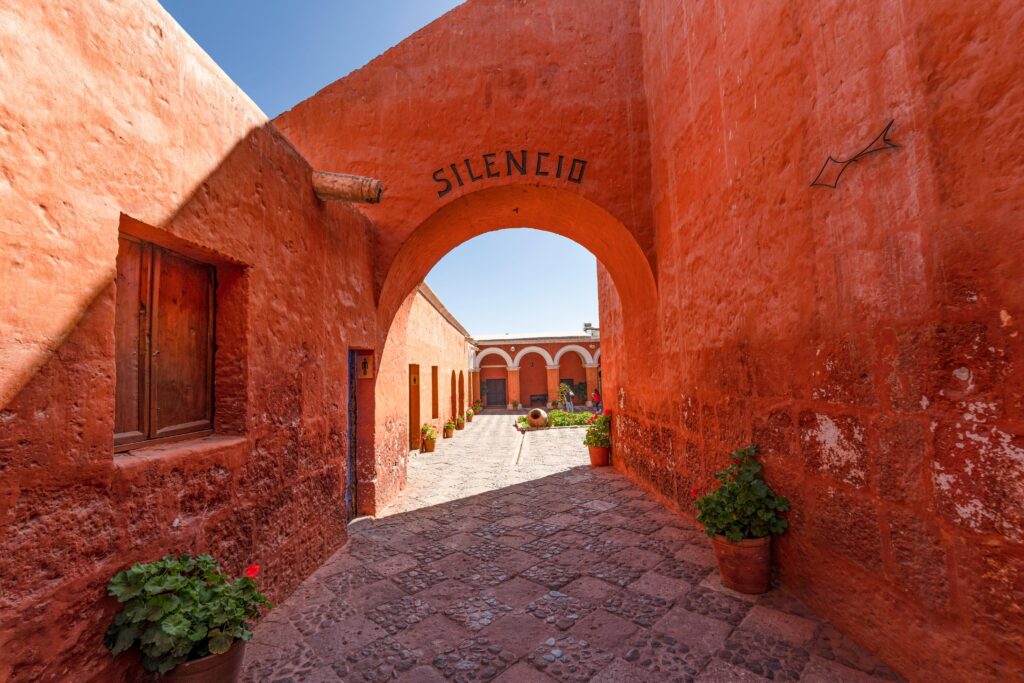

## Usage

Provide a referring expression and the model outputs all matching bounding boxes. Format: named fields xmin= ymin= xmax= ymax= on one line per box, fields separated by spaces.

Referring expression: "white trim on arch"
xmin=553 ymin=344 xmax=594 ymax=365
xmin=473 ymin=347 xmax=515 ymax=370
xmin=512 ymin=345 xmax=555 ymax=367
xmin=593 ymin=348 xmax=601 ymax=363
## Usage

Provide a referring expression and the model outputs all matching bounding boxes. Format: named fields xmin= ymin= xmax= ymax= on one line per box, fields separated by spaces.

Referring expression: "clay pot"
xmin=421 ymin=438 xmax=436 ymax=452
xmin=711 ymin=535 xmax=771 ymax=594
xmin=455 ymin=421 xmax=465 ymax=430
xmin=527 ymin=409 xmax=548 ymax=428
xmin=443 ymin=427 xmax=454 ymax=438
xmin=466 ymin=413 xmax=473 ymax=422
xmin=164 ymin=641 xmax=246 ymax=683
xmin=588 ymin=445 xmax=610 ymax=467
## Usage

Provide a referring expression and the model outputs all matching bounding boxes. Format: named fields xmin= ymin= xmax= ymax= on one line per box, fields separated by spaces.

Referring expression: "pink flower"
xmin=244 ymin=564 xmax=260 ymax=579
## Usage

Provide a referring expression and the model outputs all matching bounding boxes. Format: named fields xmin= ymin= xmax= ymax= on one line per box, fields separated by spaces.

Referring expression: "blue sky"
xmin=159 ymin=1 xmax=600 ymax=337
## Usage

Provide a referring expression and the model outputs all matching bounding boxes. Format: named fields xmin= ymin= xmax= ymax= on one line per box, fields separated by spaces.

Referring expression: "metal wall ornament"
xmin=811 ymin=120 xmax=899 ymax=189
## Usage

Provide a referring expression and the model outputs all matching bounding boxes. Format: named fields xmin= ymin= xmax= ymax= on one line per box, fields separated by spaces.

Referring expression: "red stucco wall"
xmin=373 ymin=289 xmax=471 ymax=511
xmin=2 ymin=0 xmax=1022 ymax=681
xmin=0 ymin=2 xmax=378 ymax=680
xmin=601 ymin=1 xmax=1023 ymax=680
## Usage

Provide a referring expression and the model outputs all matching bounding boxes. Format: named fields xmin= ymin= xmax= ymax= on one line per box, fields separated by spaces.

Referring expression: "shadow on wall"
xmin=0 ymin=121 xmax=379 ymax=682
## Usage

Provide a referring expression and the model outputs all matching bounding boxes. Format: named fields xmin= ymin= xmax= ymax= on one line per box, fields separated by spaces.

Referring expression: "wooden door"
xmin=485 ymin=379 xmax=506 ymax=407
xmin=409 ymin=364 xmax=421 ymax=449
xmin=346 ymin=351 xmax=359 ymax=520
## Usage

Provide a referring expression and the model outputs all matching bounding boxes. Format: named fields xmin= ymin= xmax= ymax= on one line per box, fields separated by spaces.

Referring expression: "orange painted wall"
xmin=0 ymin=2 xmax=378 ymax=680
xmin=602 ymin=1 xmax=1022 ymax=680
xmin=375 ymin=289 xmax=471 ymax=509
xmin=277 ymin=0 xmax=1024 ymax=680
xmin=2 ymin=0 xmax=1022 ymax=682
xmin=516 ymin=353 xmax=548 ymax=404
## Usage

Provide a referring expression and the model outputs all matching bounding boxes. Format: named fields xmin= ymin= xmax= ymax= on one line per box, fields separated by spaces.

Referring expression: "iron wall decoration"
xmin=432 ymin=150 xmax=588 ymax=198
xmin=811 ymin=120 xmax=899 ymax=189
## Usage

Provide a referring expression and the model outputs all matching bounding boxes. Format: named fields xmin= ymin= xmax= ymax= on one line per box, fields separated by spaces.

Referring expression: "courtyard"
xmin=240 ymin=414 xmax=900 ymax=682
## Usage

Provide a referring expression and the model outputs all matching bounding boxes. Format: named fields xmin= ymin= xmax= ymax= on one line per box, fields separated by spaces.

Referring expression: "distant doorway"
xmin=485 ymin=379 xmax=506 ymax=408
xmin=345 ymin=351 xmax=359 ymax=521
xmin=409 ymin=364 xmax=421 ymax=449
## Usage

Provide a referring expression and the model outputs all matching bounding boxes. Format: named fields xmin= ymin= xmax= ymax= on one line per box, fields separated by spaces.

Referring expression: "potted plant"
xmin=693 ymin=445 xmax=790 ymax=594
xmin=473 ymin=400 xmax=483 ymax=413
xmin=105 ymin=554 xmax=270 ymax=681
xmin=455 ymin=415 xmax=466 ymax=430
xmin=583 ymin=413 xmax=611 ymax=466
xmin=421 ymin=423 xmax=438 ymax=452
xmin=443 ymin=419 xmax=456 ymax=438
xmin=511 ymin=401 xmax=520 ymax=410
xmin=465 ymin=408 xmax=474 ymax=423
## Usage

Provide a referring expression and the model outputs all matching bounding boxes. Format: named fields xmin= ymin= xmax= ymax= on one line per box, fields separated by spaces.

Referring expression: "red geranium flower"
xmin=244 ymin=564 xmax=260 ymax=579
xmin=603 ymin=409 xmax=612 ymax=416
xmin=689 ymin=486 xmax=700 ymax=498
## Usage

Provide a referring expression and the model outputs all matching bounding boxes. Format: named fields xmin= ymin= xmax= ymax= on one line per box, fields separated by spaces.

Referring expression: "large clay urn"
xmin=527 ymin=409 xmax=547 ymax=428
xmin=163 ymin=641 xmax=246 ymax=683
xmin=711 ymin=535 xmax=771 ymax=594
xmin=587 ymin=446 xmax=610 ymax=467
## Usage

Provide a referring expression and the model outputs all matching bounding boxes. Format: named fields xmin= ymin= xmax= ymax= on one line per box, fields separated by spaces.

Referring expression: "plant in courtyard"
xmin=558 ymin=383 xmax=572 ymax=403
xmin=444 ymin=418 xmax=456 ymax=430
xmin=693 ymin=445 xmax=789 ymax=542
xmin=421 ymin=423 xmax=438 ymax=440
xmin=583 ymin=413 xmax=611 ymax=447
xmin=466 ymin=408 xmax=473 ymax=417
xmin=105 ymin=554 xmax=270 ymax=674
xmin=455 ymin=415 xmax=465 ymax=426
xmin=512 ymin=401 xmax=520 ymax=409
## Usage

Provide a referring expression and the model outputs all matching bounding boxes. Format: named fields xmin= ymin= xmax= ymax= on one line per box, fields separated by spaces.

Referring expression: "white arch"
xmin=593 ymin=348 xmax=601 ymax=363
xmin=553 ymin=344 xmax=595 ymax=365
xmin=473 ymin=347 xmax=514 ymax=370
xmin=512 ymin=345 xmax=555 ymax=367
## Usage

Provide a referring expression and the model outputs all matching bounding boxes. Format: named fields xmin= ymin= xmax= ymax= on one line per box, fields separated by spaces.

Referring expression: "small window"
xmin=114 ymin=235 xmax=215 ymax=451
xmin=431 ymin=366 xmax=439 ymax=419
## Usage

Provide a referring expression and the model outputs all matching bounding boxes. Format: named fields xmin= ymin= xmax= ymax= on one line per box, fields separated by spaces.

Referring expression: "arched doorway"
xmin=458 ymin=370 xmax=465 ymax=417
xmin=449 ymin=370 xmax=457 ymax=419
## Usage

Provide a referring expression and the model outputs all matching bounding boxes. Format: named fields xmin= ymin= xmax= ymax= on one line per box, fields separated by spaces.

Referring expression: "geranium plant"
xmin=444 ymin=418 xmax=456 ymax=430
xmin=694 ymin=445 xmax=790 ymax=542
xmin=583 ymin=413 xmax=611 ymax=447
xmin=466 ymin=408 xmax=474 ymax=417
xmin=455 ymin=415 xmax=465 ymax=425
xmin=105 ymin=554 xmax=270 ymax=673
xmin=421 ymin=423 xmax=438 ymax=440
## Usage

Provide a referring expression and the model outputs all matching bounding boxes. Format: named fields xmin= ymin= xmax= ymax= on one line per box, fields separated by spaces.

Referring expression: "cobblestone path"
xmin=241 ymin=413 xmax=902 ymax=682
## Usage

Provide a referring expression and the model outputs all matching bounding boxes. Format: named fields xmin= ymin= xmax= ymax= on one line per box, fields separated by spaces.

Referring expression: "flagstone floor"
xmin=241 ymin=413 xmax=902 ymax=682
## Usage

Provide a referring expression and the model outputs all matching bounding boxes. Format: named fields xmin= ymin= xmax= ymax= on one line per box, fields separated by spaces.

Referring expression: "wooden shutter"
xmin=150 ymin=248 xmax=214 ymax=439
xmin=114 ymin=236 xmax=151 ymax=447
xmin=114 ymin=236 xmax=214 ymax=451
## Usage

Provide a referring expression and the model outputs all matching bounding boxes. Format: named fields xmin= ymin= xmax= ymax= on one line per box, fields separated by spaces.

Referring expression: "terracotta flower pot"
xmin=588 ymin=445 xmax=610 ymax=467
xmin=421 ymin=438 xmax=436 ymax=452
xmin=164 ymin=641 xmax=246 ymax=683
xmin=455 ymin=421 xmax=465 ymax=430
xmin=466 ymin=414 xmax=473 ymax=422
xmin=711 ymin=535 xmax=771 ymax=594
xmin=443 ymin=427 xmax=454 ymax=438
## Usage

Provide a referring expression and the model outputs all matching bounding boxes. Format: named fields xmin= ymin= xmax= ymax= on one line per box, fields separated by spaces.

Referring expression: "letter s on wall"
xmin=433 ymin=168 xmax=453 ymax=198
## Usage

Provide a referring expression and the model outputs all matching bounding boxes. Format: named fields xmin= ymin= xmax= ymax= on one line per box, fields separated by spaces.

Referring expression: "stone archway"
xmin=377 ymin=184 xmax=658 ymax=365
xmin=552 ymin=344 xmax=595 ymax=365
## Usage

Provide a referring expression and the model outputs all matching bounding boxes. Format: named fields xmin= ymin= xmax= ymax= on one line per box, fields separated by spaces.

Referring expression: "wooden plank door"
xmin=409 ymin=364 xmax=421 ymax=449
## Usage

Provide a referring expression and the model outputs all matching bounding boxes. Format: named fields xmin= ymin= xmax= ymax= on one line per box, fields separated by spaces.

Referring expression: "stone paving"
xmin=241 ymin=412 xmax=903 ymax=682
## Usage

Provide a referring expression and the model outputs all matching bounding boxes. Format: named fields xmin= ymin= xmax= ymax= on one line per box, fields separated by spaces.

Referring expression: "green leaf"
xmin=161 ymin=612 xmax=191 ymax=637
